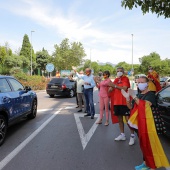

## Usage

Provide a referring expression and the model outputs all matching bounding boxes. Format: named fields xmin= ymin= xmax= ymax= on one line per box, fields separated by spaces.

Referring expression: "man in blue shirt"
xmin=74 ymin=68 xmax=95 ymax=119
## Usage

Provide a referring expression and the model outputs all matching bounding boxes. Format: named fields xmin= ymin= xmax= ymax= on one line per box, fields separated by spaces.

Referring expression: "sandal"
xmin=96 ymin=120 xmax=102 ymax=124
xmin=104 ymin=121 xmax=109 ymax=126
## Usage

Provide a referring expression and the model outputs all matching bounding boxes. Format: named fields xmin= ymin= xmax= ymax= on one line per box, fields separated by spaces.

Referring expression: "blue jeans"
xmin=84 ymin=88 xmax=95 ymax=115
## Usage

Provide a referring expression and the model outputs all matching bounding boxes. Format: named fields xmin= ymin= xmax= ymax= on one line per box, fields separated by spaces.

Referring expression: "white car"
xmin=160 ymin=77 xmax=170 ymax=88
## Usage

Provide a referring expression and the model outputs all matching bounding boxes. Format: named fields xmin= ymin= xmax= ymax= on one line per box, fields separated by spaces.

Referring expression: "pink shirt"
xmin=98 ymin=78 xmax=111 ymax=97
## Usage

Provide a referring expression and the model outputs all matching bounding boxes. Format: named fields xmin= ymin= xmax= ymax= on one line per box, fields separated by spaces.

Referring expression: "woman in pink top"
xmin=94 ymin=71 xmax=111 ymax=126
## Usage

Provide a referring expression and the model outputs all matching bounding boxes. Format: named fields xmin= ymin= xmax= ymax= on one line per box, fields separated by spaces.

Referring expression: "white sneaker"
xmin=115 ymin=134 xmax=126 ymax=141
xmin=129 ymin=137 xmax=135 ymax=145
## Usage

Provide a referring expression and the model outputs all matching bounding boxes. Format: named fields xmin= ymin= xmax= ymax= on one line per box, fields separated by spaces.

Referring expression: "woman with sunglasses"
xmin=94 ymin=70 xmax=111 ymax=126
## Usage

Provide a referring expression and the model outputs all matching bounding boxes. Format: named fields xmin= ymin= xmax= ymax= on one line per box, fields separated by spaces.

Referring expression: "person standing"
xmin=94 ymin=71 xmax=111 ymax=126
xmin=147 ymin=66 xmax=161 ymax=93
xmin=121 ymin=76 xmax=170 ymax=170
xmin=76 ymin=71 xmax=86 ymax=112
xmin=108 ymin=67 xmax=135 ymax=145
xmin=74 ymin=68 xmax=96 ymax=119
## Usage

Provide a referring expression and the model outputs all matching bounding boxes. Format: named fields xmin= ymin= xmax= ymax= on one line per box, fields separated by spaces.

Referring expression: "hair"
xmin=103 ymin=70 xmax=110 ymax=77
xmin=148 ymin=66 xmax=153 ymax=69
xmin=116 ymin=66 xmax=124 ymax=73
xmin=139 ymin=76 xmax=149 ymax=82
xmin=85 ymin=68 xmax=91 ymax=73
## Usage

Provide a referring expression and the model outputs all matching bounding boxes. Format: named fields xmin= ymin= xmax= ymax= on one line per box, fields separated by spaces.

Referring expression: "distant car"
xmin=0 ymin=76 xmax=37 ymax=146
xmin=46 ymin=77 xmax=76 ymax=98
xmin=160 ymin=77 xmax=170 ymax=88
xmin=134 ymin=74 xmax=146 ymax=83
xmin=156 ymin=85 xmax=170 ymax=138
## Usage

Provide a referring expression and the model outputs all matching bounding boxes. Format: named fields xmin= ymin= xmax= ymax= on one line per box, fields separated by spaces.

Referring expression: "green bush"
xmin=13 ymin=72 xmax=49 ymax=90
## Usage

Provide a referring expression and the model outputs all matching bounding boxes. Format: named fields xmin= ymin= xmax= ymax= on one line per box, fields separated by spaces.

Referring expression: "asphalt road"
xmin=0 ymin=88 xmax=169 ymax=170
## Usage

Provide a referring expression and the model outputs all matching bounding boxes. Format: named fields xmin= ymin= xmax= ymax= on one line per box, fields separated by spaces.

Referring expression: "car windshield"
xmin=160 ymin=77 xmax=168 ymax=82
xmin=50 ymin=78 xmax=65 ymax=84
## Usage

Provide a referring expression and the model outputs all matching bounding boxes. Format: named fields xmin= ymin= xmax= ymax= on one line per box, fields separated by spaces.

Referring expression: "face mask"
xmin=103 ymin=75 xmax=107 ymax=79
xmin=149 ymin=70 xmax=153 ymax=73
xmin=117 ymin=72 xmax=123 ymax=77
xmin=138 ymin=83 xmax=148 ymax=91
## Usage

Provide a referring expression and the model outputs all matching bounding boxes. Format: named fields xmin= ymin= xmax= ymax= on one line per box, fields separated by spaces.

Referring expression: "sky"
xmin=0 ymin=0 xmax=170 ymax=65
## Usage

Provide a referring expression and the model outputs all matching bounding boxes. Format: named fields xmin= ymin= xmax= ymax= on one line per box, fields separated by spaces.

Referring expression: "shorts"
xmin=114 ymin=105 xmax=130 ymax=116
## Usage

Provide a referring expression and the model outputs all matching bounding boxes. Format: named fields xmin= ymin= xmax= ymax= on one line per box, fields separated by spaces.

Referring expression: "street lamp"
xmin=31 ymin=30 xmax=35 ymax=76
xmin=131 ymin=34 xmax=134 ymax=89
xmin=90 ymin=48 xmax=91 ymax=69
xmin=131 ymin=34 xmax=133 ymax=71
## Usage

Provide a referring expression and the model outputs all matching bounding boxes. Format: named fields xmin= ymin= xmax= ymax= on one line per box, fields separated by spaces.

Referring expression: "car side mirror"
xmin=24 ymin=86 xmax=32 ymax=92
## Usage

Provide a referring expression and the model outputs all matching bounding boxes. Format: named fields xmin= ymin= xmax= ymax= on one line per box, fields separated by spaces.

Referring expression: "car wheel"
xmin=0 ymin=115 xmax=7 ymax=146
xmin=69 ymin=89 xmax=74 ymax=98
xmin=49 ymin=94 xmax=54 ymax=98
xmin=28 ymin=99 xmax=37 ymax=119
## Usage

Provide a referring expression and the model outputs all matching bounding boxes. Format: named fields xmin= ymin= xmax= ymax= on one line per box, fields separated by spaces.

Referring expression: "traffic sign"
xmin=46 ymin=63 xmax=54 ymax=72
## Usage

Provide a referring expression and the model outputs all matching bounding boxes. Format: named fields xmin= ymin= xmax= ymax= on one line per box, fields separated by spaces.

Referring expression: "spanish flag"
xmin=128 ymin=100 xmax=170 ymax=169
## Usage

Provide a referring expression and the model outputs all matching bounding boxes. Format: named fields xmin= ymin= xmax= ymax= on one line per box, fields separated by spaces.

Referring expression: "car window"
xmin=157 ymin=86 xmax=170 ymax=104
xmin=0 ymin=78 xmax=12 ymax=92
xmin=50 ymin=78 xmax=64 ymax=84
xmin=8 ymin=78 xmax=24 ymax=91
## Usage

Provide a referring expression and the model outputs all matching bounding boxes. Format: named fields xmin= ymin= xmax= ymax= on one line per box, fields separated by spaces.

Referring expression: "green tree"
xmin=53 ymin=38 xmax=86 ymax=70
xmin=0 ymin=46 xmax=7 ymax=64
xmin=20 ymin=34 xmax=35 ymax=73
xmin=139 ymin=52 xmax=161 ymax=74
xmin=121 ymin=0 xmax=170 ymax=18
xmin=36 ymin=48 xmax=50 ymax=73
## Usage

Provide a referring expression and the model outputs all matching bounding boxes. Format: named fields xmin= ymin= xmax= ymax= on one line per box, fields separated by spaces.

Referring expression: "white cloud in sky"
xmin=0 ymin=0 xmax=170 ymax=65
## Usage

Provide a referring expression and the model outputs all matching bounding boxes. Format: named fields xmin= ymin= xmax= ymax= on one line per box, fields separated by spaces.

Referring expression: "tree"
xmin=20 ymin=34 xmax=31 ymax=58
xmin=20 ymin=34 xmax=36 ymax=73
xmin=0 ymin=46 xmax=7 ymax=64
xmin=53 ymin=38 xmax=86 ymax=70
xmin=121 ymin=0 xmax=170 ymax=18
xmin=36 ymin=48 xmax=50 ymax=73
xmin=139 ymin=52 xmax=161 ymax=74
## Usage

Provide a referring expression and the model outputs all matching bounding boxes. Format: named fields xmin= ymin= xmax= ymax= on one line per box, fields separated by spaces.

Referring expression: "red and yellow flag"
xmin=128 ymin=100 xmax=170 ymax=169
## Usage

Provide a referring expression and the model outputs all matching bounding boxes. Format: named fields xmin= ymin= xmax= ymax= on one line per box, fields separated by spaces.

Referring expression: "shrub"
xmin=13 ymin=72 xmax=49 ymax=90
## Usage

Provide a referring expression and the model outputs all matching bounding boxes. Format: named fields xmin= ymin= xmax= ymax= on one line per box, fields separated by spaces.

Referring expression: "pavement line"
xmin=37 ymin=108 xmax=53 ymax=112
xmin=0 ymin=108 xmax=63 ymax=170
xmin=74 ymin=113 xmax=99 ymax=150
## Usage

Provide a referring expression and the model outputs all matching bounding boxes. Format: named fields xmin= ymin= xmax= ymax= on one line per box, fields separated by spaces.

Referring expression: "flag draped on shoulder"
xmin=128 ymin=100 xmax=170 ymax=169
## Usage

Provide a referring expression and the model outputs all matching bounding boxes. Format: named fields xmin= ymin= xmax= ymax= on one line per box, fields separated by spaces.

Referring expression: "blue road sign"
xmin=46 ymin=63 xmax=54 ymax=72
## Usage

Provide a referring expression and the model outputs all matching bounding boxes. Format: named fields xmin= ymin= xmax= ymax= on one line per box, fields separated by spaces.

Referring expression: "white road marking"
xmin=65 ymin=106 xmax=75 ymax=109
xmin=0 ymin=108 xmax=63 ymax=170
xmin=74 ymin=113 xmax=99 ymax=150
xmin=37 ymin=108 xmax=53 ymax=112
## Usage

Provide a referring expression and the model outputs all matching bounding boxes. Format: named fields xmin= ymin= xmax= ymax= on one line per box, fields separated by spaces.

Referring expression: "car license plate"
xmin=51 ymin=86 xmax=58 ymax=88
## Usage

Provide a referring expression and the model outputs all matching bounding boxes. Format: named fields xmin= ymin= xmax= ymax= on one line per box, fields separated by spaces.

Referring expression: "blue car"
xmin=0 ymin=76 xmax=37 ymax=146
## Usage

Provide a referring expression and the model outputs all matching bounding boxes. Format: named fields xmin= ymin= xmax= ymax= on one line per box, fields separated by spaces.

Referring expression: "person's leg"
xmin=82 ymin=93 xmax=86 ymax=112
xmin=88 ymin=89 xmax=95 ymax=116
xmin=76 ymin=92 xmax=78 ymax=106
xmin=118 ymin=115 xmax=124 ymax=133
xmin=84 ymin=89 xmax=90 ymax=115
xmin=104 ymin=97 xmax=109 ymax=125
xmin=96 ymin=96 xmax=104 ymax=124
xmin=77 ymin=93 xmax=82 ymax=111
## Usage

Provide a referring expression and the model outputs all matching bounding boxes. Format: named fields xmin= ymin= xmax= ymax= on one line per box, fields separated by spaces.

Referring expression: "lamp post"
xmin=31 ymin=30 xmax=35 ymax=76
xmin=131 ymin=34 xmax=134 ymax=89
xmin=90 ymin=48 xmax=91 ymax=69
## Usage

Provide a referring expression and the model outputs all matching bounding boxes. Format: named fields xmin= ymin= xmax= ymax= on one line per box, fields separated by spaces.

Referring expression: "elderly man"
xmin=74 ymin=68 xmax=96 ymax=119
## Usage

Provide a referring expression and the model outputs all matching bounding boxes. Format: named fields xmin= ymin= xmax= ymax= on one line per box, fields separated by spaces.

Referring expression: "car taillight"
xmin=62 ymin=84 xmax=66 ymax=89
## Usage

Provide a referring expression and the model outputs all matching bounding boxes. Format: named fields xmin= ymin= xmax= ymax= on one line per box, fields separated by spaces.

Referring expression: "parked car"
xmin=46 ymin=77 xmax=76 ymax=98
xmin=156 ymin=85 xmax=170 ymax=138
xmin=0 ymin=76 xmax=37 ymax=146
xmin=160 ymin=77 xmax=170 ymax=88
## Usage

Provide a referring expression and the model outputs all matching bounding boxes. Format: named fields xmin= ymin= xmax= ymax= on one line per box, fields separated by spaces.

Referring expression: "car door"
xmin=7 ymin=78 xmax=32 ymax=117
xmin=0 ymin=78 xmax=18 ymax=122
xmin=157 ymin=86 xmax=170 ymax=137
